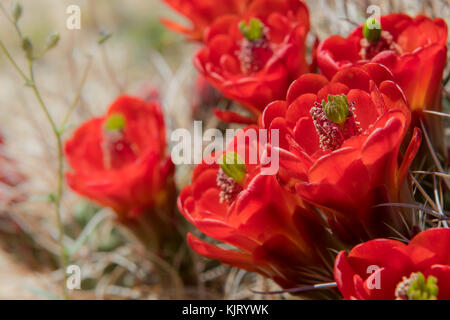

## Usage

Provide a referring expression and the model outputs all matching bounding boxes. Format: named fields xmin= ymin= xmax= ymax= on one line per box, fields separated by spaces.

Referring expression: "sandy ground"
xmin=0 ymin=253 xmax=45 ymax=299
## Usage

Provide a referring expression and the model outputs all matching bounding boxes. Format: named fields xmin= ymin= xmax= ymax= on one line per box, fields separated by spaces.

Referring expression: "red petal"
xmin=363 ymin=267 xmax=403 ymax=300
xmin=331 ymin=67 xmax=371 ymax=92
xmin=360 ymin=63 xmax=394 ymax=86
xmin=65 ymin=117 xmax=104 ymax=172
xmin=286 ymin=93 xmax=317 ymax=126
xmin=348 ymin=239 xmax=407 ymax=277
xmin=317 ymin=35 xmax=360 ymax=79
xmin=361 ymin=113 xmax=406 ymax=189
xmin=347 ymin=89 xmax=379 ymax=131
xmin=192 ymin=168 xmax=219 ymax=200
xmin=262 ymin=100 xmax=287 ymax=128
xmin=334 ymin=251 xmax=357 ymax=300
xmin=379 ymin=80 xmax=410 ymax=125
xmin=293 ymin=116 xmax=320 ymax=156
xmin=286 ymin=74 xmax=328 ymax=104
xmin=276 ymin=147 xmax=310 ymax=181
xmin=213 ymin=109 xmax=257 ymax=124
xmin=268 ymin=117 xmax=290 ymax=150
xmin=187 ymin=233 xmax=257 ymax=271
xmin=398 ymin=127 xmax=421 ymax=185
xmin=409 ymin=228 xmax=450 ymax=265
xmin=316 ymin=83 xmax=349 ymax=102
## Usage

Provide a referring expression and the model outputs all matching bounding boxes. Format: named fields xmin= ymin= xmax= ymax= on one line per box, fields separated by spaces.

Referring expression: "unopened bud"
xmin=22 ymin=37 xmax=33 ymax=60
xmin=12 ymin=3 xmax=22 ymax=22
xmin=46 ymin=31 xmax=60 ymax=50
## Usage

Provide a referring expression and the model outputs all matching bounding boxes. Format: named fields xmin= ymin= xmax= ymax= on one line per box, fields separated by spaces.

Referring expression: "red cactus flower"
xmin=161 ymin=0 xmax=251 ymax=41
xmin=317 ymin=14 xmax=448 ymax=114
xmin=335 ymin=228 xmax=450 ymax=300
xmin=262 ymin=63 xmax=421 ymax=243
xmin=195 ymin=0 xmax=311 ymax=123
xmin=178 ymin=127 xmax=337 ymax=291
xmin=65 ymin=95 xmax=174 ymax=222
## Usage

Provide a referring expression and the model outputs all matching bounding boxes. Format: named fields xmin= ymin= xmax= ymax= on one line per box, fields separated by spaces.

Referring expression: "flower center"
xmin=238 ymin=18 xmax=273 ymax=74
xmin=310 ymin=94 xmax=361 ymax=151
xmin=216 ymin=169 xmax=243 ymax=204
xmin=360 ymin=19 xmax=402 ymax=60
xmin=216 ymin=152 xmax=246 ymax=204
xmin=102 ymin=113 xmax=137 ymax=170
xmin=395 ymin=272 xmax=439 ymax=300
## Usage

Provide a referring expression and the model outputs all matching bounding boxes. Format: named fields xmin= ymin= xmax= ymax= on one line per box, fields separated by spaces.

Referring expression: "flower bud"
xmin=363 ymin=18 xmax=382 ymax=42
xmin=21 ymin=37 xmax=33 ymax=60
xmin=46 ymin=31 xmax=60 ymax=50
xmin=12 ymin=2 xmax=22 ymax=22
xmin=323 ymin=94 xmax=349 ymax=125
xmin=220 ymin=152 xmax=246 ymax=184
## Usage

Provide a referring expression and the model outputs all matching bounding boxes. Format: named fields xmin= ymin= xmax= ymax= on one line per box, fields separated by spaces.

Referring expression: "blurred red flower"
xmin=195 ymin=0 xmax=311 ymax=123
xmin=262 ymin=64 xmax=421 ymax=243
xmin=335 ymin=228 xmax=450 ymax=300
xmin=65 ymin=96 xmax=174 ymax=222
xmin=317 ymin=14 xmax=448 ymax=114
xmin=162 ymin=0 xmax=251 ymax=41
xmin=178 ymin=127 xmax=337 ymax=290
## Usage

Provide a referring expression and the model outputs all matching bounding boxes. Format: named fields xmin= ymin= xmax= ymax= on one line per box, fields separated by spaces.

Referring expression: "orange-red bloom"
xmin=263 ymin=64 xmax=421 ymax=243
xmin=195 ymin=0 xmax=310 ymax=123
xmin=162 ymin=0 xmax=251 ymax=41
xmin=335 ymin=228 xmax=450 ymax=300
xmin=65 ymin=95 xmax=174 ymax=221
xmin=178 ymin=128 xmax=336 ymax=290
xmin=317 ymin=14 xmax=448 ymax=114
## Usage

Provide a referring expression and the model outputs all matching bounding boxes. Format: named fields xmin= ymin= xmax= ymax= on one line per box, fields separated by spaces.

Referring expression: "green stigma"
xmin=322 ymin=94 xmax=349 ymax=125
xmin=363 ymin=17 xmax=382 ymax=42
xmin=105 ymin=113 xmax=126 ymax=131
xmin=239 ymin=18 xmax=264 ymax=42
xmin=408 ymin=272 xmax=439 ymax=300
xmin=220 ymin=152 xmax=246 ymax=184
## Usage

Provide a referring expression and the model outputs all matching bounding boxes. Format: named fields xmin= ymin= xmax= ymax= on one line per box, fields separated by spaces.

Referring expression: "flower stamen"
xmin=395 ymin=272 xmax=439 ymax=300
xmin=102 ymin=114 xmax=137 ymax=170
xmin=238 ymin=18 xmax=273 ymax=74
xmin=360 ymin=30 xmax=402 ymax=60
xmin=310 ymin=94 xmax=361 ymax=151
xmin=216 ymin=169 xmax=243 ymax=204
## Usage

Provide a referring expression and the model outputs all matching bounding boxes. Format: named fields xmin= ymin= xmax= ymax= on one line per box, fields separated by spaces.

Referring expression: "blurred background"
xmin=0 ymin=0 xmax=448 ymax=299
